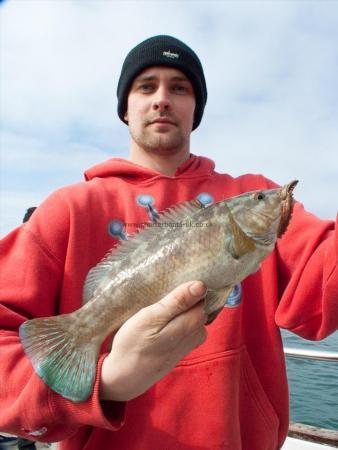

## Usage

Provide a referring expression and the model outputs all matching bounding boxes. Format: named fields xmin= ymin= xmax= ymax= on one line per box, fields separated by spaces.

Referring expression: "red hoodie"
xmin=0 ymin=155 xmax=337 ymax=450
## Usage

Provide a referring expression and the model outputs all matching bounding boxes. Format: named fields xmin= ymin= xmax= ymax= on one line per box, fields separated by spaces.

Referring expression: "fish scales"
xmin=78 ymin=213 xmax=228 ymax=333
xmin=19 ymin=181 xmax=298 ymax=402
xmin=88 ymin=207 xmax=230 ymax=318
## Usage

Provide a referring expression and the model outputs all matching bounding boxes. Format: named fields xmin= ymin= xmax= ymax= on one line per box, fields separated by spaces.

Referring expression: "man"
xmin=0 ymin=35 xmax=337 ymax=450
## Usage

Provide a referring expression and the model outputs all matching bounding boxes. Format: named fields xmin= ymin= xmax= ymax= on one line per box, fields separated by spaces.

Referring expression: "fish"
xmin=19 ymin=180 xmax=298 ymax=402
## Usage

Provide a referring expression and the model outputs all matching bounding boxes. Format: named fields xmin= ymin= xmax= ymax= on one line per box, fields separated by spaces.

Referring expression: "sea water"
xmin=281 ymin=330 xmax=338 ymax=430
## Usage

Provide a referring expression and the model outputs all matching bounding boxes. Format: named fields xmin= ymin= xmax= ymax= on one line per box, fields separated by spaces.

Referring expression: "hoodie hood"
xmin=84 ymin=154 xmax=215 ymax=183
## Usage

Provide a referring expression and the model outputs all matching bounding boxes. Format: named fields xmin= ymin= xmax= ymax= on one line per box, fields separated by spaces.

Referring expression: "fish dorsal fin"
xmin=83 ymin=199 xmax=205 ymax=304
xmin=225 ymin=204 xmax=256 ymax=259
xmin=83 ymin=260 xmax=116 ymax=304
xmin=154 ymin=199 xmax=205 ymax=224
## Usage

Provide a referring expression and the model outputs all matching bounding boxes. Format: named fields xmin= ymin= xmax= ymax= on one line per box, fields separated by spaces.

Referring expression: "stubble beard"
xmin=129 ymin=122 xmax=188 ymax=156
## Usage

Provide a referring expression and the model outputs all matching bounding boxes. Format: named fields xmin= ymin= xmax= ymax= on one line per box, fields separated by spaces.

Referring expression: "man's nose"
xmin=152 ymin=87 xmax=171 ymax=112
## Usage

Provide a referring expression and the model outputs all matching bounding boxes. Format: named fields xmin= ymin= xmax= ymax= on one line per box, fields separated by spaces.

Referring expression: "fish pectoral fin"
xmin=204 ymin=285 xmax=234 ymax=324
xmin=205 ymin=308 xmax=223 ymax=325
xmin=228 ymin=213 xmax=256 ymax=259
xmin=19 ymin=313 xmax=100 ymax=402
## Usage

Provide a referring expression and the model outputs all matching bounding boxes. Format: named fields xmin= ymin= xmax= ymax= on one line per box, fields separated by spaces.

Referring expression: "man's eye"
xmin=173 ymin=85 xmax=187 ymax=93
xmin=138 ymin=84 xmax=154 ymax=92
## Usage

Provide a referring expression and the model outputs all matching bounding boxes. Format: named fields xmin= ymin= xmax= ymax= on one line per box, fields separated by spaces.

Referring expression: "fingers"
xmin=100 ymin=282 xmax=209 ymax=401
xmin=162 ymin=298 xmax=206 ymax=337
xmin=148 ymin=281 xmax=207 ymax=326
xmin=181 ymin=322 xmax=208 ymax=348
xmin=172 ymin=323 xmax=208 ymax=360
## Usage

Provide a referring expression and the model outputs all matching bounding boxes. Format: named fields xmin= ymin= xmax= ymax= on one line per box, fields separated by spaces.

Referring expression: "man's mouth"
xmin=149 ymin=117 xmax=176 ymax=126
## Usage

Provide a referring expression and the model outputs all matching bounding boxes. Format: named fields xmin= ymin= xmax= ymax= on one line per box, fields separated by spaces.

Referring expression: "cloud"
xmin=0 ymin=130 xmax=120 ymax=172
xmin=0 ymin=188 xmax=44 ymax=235
xmin=1 ymin=0 xmax=337 ymax=236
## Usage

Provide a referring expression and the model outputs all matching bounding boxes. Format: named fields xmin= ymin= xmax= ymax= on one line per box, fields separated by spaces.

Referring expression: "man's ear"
xmin=124 ymin=110 xmax=128 ymax=122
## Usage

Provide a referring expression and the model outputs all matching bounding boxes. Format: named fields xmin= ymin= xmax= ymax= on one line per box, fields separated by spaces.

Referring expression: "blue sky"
xmin=1 ymin=0 xmax=337 ymax=236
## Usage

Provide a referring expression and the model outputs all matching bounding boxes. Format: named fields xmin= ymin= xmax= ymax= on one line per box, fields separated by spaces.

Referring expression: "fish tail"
xmin=19 ymin=313 xmax=100 ymax=402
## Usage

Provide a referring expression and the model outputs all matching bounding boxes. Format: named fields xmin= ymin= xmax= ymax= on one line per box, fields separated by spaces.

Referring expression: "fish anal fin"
xmin=204 ymin=285 xmax=234 ymax=324
xmin=19 ymin=314 xmax=100 ymax=402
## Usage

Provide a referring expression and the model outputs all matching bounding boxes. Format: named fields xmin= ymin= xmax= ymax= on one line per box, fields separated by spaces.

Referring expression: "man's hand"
xmin=99 ymin=281 xmax=208 ymax=401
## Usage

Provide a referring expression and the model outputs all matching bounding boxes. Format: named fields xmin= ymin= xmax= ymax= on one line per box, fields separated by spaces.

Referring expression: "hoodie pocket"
xmin=239 ymin=348 xmax=280 ymax=450
xmin=150 ymin=345 xmax=280 ymax=450
xmin=78 ymin=346 xmax=280 ymax=450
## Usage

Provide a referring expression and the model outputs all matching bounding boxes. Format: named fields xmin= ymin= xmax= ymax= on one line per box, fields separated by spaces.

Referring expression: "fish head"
xmin=226 ymin=180 xmax=298 ymax=247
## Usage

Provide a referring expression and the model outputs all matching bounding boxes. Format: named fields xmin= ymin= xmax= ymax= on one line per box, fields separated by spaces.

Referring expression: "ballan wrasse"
xmin=19 ymin=180 xmax=298 ymax=402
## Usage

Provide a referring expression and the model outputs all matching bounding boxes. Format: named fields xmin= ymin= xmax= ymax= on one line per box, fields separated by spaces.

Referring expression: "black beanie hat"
xmin=117 ymin=35 xmax=207 ymax=130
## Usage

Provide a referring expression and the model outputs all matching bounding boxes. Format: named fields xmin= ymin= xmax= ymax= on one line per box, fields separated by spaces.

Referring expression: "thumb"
xmin=151 ymin=281 xmax=207 ymax=324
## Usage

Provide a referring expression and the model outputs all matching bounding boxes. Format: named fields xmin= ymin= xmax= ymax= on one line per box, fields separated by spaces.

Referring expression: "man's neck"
xmin=129 ymin=148 xmax=190 ymax=177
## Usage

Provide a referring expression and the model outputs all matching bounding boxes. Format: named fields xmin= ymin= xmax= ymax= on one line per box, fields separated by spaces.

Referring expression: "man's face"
xmin=124 ymin=66 xmax=196 ymax=155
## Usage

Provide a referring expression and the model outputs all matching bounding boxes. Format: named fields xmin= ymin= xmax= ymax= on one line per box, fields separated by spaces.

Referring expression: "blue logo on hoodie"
xmin=108 ymin=219 xmax=128 ymax=241
xmin=224 ymin=283 xmax=242 ymax=307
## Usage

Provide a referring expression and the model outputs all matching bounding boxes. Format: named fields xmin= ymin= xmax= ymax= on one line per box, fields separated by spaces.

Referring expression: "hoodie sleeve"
xmin=0 ymin=204 xmax=125 ymax=442
xmin=274 ymin=201 xmax=338 ymax=340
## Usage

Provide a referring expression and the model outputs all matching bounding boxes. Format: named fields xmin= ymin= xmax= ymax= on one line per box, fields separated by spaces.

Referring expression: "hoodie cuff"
xmin=50 ymin=353 xmax=126 ymax=432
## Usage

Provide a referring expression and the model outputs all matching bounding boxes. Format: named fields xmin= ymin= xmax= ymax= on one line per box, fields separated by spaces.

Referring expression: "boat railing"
xmin=284 ymin=346 xmax=338 ymax=447
xmin=284 ymin=347 xmax=338 ymax=362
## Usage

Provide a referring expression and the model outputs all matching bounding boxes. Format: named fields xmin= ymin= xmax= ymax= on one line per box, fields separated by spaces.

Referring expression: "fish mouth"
xmin=280 ymin=179 xmax=298 ymax=200
xmin=277 ymin=180 xmax=298 ymax=237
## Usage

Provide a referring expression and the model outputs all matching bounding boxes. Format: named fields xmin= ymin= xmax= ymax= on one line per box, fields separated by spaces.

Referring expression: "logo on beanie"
xmin=162 ymin=50 xmax=179 ymax=59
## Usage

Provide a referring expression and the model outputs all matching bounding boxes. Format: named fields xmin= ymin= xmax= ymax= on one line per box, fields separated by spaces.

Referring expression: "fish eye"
xmin=254 ymin=192 xmax=265 ymax=201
